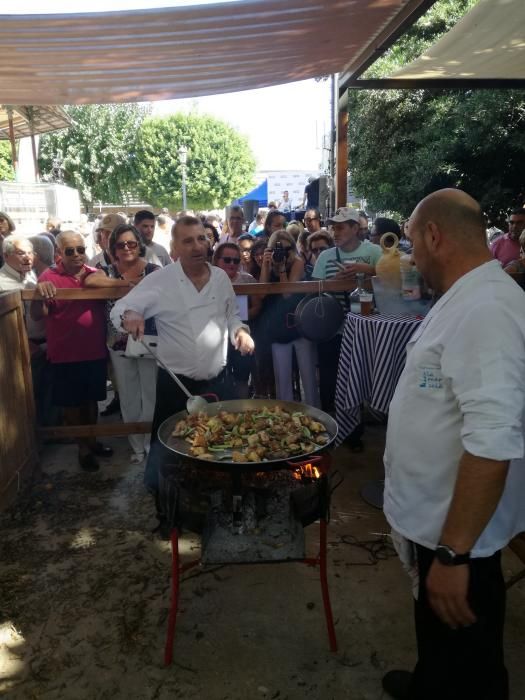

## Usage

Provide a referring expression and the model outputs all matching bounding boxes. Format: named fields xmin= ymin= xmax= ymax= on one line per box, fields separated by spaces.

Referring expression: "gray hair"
xmin=2 ymin=234 xmax=33 ymax=256
xmin=29 ymin=235 xmax=55 ymax=267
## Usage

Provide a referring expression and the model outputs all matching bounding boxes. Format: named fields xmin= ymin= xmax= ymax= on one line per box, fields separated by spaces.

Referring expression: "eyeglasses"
xmin=304 ymin=217 xmax=319 ymax=223
xmin=116 ymin=240 xmax=139 ymax=250
xmin=63 ymin=246 xmax=86 ymax=256
xmin=220 ymin=256 xmax=241 ymax=264
xmin=311 ymin=246 xmax=329 ymax=254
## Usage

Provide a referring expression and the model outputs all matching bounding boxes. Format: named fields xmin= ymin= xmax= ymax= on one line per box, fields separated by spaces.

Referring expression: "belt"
xmin=161 ymin=367 xmax=226 ymax=384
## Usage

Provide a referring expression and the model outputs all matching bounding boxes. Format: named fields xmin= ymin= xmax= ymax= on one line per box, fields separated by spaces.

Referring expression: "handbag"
xmin=124 ymin=334 xmax=159 ymax=359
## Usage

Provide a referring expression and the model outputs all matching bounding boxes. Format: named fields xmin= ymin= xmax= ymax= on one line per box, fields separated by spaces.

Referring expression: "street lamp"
xmin=178 ymin=145 xmax=188 ymax=210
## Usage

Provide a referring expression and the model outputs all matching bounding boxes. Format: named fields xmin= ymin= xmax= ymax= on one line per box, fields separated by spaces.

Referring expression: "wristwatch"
xmin=435 ymin=544 xmax=471 ymax=566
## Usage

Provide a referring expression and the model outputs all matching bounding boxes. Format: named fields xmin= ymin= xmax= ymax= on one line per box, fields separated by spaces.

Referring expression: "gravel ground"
xmin=1 ymin=424 xmax=524 ymax=700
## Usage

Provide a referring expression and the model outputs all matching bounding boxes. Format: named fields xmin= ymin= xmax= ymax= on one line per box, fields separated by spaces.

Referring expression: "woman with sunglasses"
xmin=212 ymin=242 xmax=259 ymax=398
xmin=258 ymin=229 xmax=320 ymax=407
xmin=85 ymin=224 xmax=161 ymax=463
xmin=307 ymin=230 xmax=333 ymax=264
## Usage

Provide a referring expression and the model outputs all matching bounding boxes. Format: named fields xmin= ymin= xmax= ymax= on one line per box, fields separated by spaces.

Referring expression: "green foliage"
xmin=39 ymin=104 xmax=149 ymax=210
xmin=135 ymin=113 xmax=256 ymax=210
xmin=0 ymin=141 xmax=14 ymax=181
xmin=348 ymin=0 xmax=525 ymax=221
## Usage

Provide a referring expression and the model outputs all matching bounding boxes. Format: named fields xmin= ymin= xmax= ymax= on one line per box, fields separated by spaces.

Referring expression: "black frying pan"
xmin=157 ymin=399 xmax=338 ymax=472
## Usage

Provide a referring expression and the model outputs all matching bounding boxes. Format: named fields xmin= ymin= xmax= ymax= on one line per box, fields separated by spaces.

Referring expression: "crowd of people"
xmin=1 ymin=191 xmax=525 ymax=700
xmin=1 ymin=201 xmax=524 ymax=471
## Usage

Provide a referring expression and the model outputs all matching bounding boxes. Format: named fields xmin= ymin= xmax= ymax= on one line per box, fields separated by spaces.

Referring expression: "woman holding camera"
xmin=258 ymin=229 xmax=320 ymax=407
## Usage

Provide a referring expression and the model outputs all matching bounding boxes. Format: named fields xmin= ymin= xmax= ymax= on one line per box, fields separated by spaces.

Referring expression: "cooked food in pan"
xmin=172 ymin=405 xmax=330 ymax=462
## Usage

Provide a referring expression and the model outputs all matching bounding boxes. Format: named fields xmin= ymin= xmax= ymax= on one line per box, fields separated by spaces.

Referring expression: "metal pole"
xmin=181 ymin=164 xmax=187 ymax=210
xmin=6 ymin=107 xmax=18 ymax=178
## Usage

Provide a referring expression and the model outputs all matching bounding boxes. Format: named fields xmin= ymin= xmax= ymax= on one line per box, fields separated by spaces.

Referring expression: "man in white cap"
xmin=312 ymin=206 xmax=382 ymax=413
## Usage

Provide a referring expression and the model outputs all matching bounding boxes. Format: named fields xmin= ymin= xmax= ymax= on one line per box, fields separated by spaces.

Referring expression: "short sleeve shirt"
xmin=312 ymin=241 xmax=382 ymax=308
xmin=38 ymin=263 xmax=107 ymax=364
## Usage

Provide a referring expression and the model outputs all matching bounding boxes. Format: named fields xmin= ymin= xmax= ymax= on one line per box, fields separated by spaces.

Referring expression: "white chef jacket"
xmin=384 ymin=260 xmax=525 ymax=557
xmin=110 ymin=260 xmax=248 ymax=381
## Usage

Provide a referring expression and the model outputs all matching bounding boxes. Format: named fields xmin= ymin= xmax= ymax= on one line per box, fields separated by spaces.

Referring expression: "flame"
xmin=292 ymin=462 xmax=321 ymax=481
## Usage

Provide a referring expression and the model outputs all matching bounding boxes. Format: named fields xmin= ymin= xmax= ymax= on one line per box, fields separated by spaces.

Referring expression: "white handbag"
xmin=124 ymin=334 xmax=158 ymax=359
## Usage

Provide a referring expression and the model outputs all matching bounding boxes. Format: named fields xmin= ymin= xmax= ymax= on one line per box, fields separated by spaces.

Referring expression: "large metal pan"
xmin=158 ymin=399 xmax=338 ymax=472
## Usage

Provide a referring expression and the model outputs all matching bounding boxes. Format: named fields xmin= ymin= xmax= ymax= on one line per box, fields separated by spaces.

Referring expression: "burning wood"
xmin=292 ymin=462 xmax=322 ymax=481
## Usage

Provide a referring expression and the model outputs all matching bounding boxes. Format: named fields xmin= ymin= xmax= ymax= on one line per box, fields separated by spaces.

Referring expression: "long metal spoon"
xmin=141 ymin=339 xmax=209 ymax=415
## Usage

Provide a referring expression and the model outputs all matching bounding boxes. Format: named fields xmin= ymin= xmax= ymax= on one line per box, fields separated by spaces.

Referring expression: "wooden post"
xmin=6 ymin=107 xmax=18 ymax=177
xmin=336 ymin=100 xmax=348 ymax=208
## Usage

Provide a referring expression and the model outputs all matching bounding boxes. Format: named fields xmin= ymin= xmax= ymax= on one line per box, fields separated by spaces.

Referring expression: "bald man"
xmin=382 ymin=189 xmax=525 ymax=700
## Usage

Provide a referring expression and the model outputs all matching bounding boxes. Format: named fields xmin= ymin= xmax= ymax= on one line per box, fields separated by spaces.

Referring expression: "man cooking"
xmin=110 ymin=215 xmax=254 ymax=508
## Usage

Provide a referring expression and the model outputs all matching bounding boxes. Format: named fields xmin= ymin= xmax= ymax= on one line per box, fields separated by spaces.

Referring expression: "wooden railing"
xmin=19 ymin=278 xmax=356 ymax=440
xmin=20 ymin=278 xmax=357 ymax=301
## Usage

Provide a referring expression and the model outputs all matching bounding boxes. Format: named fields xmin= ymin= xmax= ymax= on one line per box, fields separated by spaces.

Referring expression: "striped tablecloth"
xmin=335 ymin=312 xmax=422 ymax=445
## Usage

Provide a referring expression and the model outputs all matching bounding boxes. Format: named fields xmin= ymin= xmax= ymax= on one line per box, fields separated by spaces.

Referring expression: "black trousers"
xmin=317 ymin=334 xmax=342 ymax=412
xmin=409 ymin=544 xmax=508 ymax=700
xmin=144 ymin=367 xmax=233 ymax=493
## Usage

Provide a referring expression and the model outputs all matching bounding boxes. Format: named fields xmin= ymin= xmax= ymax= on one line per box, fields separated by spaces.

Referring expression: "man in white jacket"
xmin=382 ymin=189 xmax=525 ymax=700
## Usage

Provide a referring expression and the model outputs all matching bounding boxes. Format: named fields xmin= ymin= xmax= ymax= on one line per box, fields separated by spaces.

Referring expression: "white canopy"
xmin=391 ymin=0 xmax=525 ymax=83
xmin=0 ymin=0 xmax=423 ymax=105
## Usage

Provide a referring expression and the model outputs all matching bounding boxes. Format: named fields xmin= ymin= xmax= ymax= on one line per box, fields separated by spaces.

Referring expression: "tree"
xmin=135 ymin=113 xmax=256 ymax=210
xmin=347 ymin=0 xmax=525 ymax=221
xmin=0 ymin=141 xmax=14 ymax=181
xmin=39 ymin=104 xmax=149 ymax=211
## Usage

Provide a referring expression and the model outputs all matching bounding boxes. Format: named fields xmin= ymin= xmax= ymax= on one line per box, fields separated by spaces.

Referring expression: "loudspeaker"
xmin=242 ymin=199 xmax=259 ymax=223
xmin=317 ymin=176 xmax=329 ymax=219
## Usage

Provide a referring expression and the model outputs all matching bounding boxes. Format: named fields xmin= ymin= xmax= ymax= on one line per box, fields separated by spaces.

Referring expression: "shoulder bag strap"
xmin=336 ymin=248 xmax=351 ymax=310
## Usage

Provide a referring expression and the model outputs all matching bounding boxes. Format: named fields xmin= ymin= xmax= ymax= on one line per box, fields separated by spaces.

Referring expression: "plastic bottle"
xmin=400 ymin=253 xmax=422 ymax=301
xmin=358 ymin=275 xmax=373 ymax=316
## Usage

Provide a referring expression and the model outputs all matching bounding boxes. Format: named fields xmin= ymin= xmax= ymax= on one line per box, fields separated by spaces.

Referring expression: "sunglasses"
xmin=220 ymin=256 xmax=240 ymax=264
xmin=116 ymin=240 xmax=139 ymax=250
xmin=63 ymin=246 xmax=86 ymax=256
xmin=311 ymin=246 xmax=329 ymax=254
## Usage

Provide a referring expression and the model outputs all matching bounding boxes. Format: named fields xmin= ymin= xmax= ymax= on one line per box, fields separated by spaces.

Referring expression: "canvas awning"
xmin=0 ymin=105 xmax=71 ymax=140
xmin=234 ymin=179 xmax=268 ymax=207
xmin=390 ymin=0 xmax=525 ymax=85
xmin=0 ymin=0 xmax=432 ymax=105
xmin=341 ymin=0 xmax=525 ymax=90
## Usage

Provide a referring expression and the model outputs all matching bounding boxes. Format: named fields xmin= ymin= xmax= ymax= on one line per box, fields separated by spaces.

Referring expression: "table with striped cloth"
xmin=335 ymin=312 xmax=422 ymax=445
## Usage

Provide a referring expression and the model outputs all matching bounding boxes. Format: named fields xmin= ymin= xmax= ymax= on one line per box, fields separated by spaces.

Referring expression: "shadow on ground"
xmin=1 ymin=423 xmax=524 ymax=699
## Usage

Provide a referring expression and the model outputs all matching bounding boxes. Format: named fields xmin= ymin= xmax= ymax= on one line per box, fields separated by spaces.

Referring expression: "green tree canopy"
xmin=135 ymin=113 xmax=256 ymax=210
xmin=39 ymin=104 xmax=149 ymax=210
xmin=0 ymin=141 xmax=14 ymax=181
xmin=347 ymin=0 xmax=525 ymax=222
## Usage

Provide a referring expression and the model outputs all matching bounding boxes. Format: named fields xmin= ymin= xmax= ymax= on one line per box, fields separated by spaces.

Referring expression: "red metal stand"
xmin=163 ymin=516 xmax=338 ymax=666
xmin=164 ymin=528 xmax=200 ymax=666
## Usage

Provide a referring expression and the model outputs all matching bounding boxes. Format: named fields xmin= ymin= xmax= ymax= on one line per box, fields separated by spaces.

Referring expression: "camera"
xmin=272 ymin=241 xmax=286 ymax=263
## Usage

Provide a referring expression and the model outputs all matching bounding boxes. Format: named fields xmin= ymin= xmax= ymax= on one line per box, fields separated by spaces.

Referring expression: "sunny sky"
xmin=6 ymin=1 xmax=333 ymax=174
